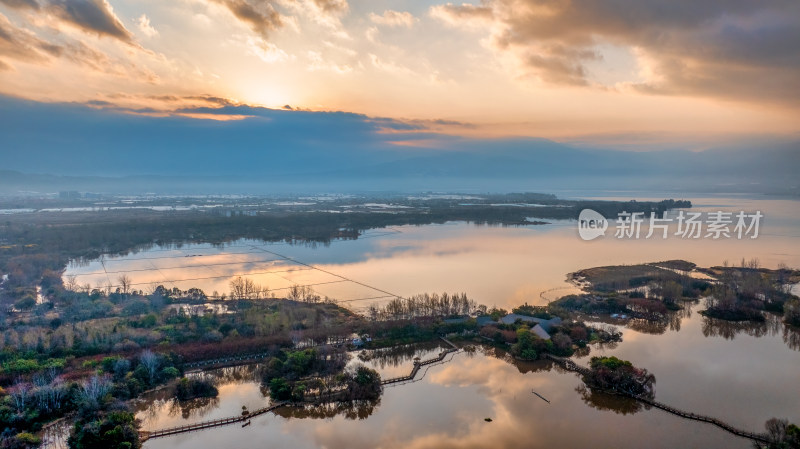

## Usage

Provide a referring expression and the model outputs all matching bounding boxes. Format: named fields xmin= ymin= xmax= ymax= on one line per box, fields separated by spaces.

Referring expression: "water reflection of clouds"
xmin=141 ymin=343 xmax=764 ymax=449
xmin=65 ymin=197 xmax=800 ymax=311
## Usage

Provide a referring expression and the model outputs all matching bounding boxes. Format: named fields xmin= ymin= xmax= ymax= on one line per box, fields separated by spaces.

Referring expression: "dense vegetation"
xmin=0 ymin=284 xmax=359 ymax=446
xmin=703 ymin=259 xmax=799 ymax=322
xmin=366 ymin=293 xmax=481 ymax=321
xmin=0 ymin=347 xmax=185 ymax=448
xmin=561 ymin=259 xmax=800 ymax=326
xmin=585 ymin=356 xmax=656 ymax=399
xmin=67 ymin=409 xmax=140 ymax=449
xmin=175 ymin=377 xmax=218 ymax=401
xmin=260 ymin=348 xmax=381 ymax=403
xmin=760 ymin=418 xmax=800 ymax=449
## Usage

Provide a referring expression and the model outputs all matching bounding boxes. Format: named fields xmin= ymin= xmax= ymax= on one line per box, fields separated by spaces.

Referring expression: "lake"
xmin=59 ymin=195 xmax=800 ymax=448
xmin=65 ymin=196 xmax=800 ymax=312
xmin=130 ymin=300 xmax=799 ymax=449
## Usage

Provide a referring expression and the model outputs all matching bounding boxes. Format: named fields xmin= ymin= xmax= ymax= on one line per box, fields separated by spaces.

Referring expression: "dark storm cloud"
xmin=433 ymin=0 xmax=800 ymax=105
xmin=0 ymin=12 xmax=135 ymax=74
xmin=0 ymin=0 xmax=133 ymax=43
xmin=48 ymin=0 xmax=133 ymax=43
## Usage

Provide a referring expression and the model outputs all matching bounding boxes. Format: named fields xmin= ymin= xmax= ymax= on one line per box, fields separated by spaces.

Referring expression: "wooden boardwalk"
xmin=184 ymin=339 xmax=352 ymax=372
xmin=139 ymin=402 xmax=288 ymax=442
xmin=184 ymin=352 xmax=272 ymax=371
xmin=142 ymin=338 xmax=459 ymax=441
xmin=380 ymin=337 xmax=459 ymax=385
xmin=543 ymin=354 xmax=770 ymax=444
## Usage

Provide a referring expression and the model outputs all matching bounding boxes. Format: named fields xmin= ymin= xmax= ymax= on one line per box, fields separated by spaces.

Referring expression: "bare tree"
xmin=765 ymin=417 xmax=789 ymax=446
xmin=47 ymin=376 xmax=66 ymax=411
xmin=65 ymin=274 xmax=78 ymax=291
xmin=229 ymin=276 xmax=266 ymax=299
xmin=8 ymin=381 xmax=32 ymax=412
xmin=79 ymin=375 xmax=111 ymax=409
xmin=139 ymin=350 xmax=160 ymax=384
xmin=230 ymin=276 xmax=245 ymax=299
xmin=287 ymin=284 xmax=301 ymax=301
xmin=118 ymin=274 xmax=132 ymax=296
xmin=367 ymin=304 xmax=379 ymax=322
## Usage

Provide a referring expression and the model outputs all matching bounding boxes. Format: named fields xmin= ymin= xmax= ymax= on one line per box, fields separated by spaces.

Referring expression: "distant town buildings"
xmin=59 ymin=190 xmax=81 ymax=199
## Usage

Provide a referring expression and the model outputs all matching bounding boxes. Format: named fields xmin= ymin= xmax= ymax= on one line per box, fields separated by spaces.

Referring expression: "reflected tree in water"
xmin=275 ymin=399 xmax=381 ymax=421
xmin=627 ymin=317 xmax=668 ymax=335
xmin=575 ymin=385 xmax=649 ymax=415
xmin=783 ymin=326 xmax=800 ymax=351
xmin=168 ymin=396 xmax=221 ymax=420
xmin=702 ymin=317 xmax=768 ymax=340
xmin=572 ymin=346 xmax=591 ymax=359
xmin=701 ymin=312 xmax=799 ymax=351
xmin=357 ymin=342 xmax=449 ymax=369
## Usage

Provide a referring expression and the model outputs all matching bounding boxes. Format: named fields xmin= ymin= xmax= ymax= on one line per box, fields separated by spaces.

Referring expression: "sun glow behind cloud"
xmin=0 ymin=0 xmax=797 ymax=145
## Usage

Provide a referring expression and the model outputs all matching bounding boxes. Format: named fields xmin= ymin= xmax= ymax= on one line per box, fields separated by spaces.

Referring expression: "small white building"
xmin=350 ymin=333 xmax=366 ymax=347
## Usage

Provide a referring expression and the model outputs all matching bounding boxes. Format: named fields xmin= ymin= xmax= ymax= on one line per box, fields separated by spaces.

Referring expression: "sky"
xmin=0 ymin=0 xmax=799 ymax=150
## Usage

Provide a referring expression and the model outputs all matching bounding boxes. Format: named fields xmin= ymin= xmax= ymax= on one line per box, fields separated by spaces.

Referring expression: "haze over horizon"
xmin=0 ymin=0 xmax=798 ymax=193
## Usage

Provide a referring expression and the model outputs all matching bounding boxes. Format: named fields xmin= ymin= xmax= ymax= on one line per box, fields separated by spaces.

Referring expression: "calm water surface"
xmin=59 ymin=196 xmax=800 ymax=448
xmin=135 ymin=303 xmax=799 ymax=449
xmin=65 ymin=197 xmax=800 ymax=311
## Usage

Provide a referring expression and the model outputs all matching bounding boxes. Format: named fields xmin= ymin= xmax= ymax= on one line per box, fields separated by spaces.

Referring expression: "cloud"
xmin=369 ymin=10 xmax=416 ymax=28
xmin=0 ymin=58 xmax=10 ymax=70
xmin=147 ymin=94 xmax=238 ymax=107
xmin=311 ymin=0 xmax=347 ymax=15
xmin=307 ymin=50 xmax=352 ymax=74
xmin=0 ymin=0 xmax=40 ymax=10
xmin=0 ymin=12 xmax=61 ymax=63
xmin=365 ymin=26 xmax=378 ymax=42
xmin=273 ymin=0 xmax=349 ymax=36
xmin=137 ymin=14 xmax=158 ymax=38
xmin=429 ymin=0 xmax=800 ymax=105
xmin=48 ymin=0 xmax=133 ymax=43
xmin=429 ymin=2 xmax=492 ymax=27
xmin=246 ymin=36 xmax=289 ymax=63
xmin=210 ymin=0 xmax=284 ymax=39
xmin=0 ymin=11 xmax=159 ymax=85
xmin=369 ymin=53 xmax=414 ymax=76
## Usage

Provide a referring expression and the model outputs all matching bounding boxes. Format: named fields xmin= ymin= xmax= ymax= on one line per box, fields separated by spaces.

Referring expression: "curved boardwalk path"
xmin=542 ymin=354 xmax=770 ymax=444
xmin=142 ymin=337 xmax=459 ymax=441
xmin=380 ymin=337 xmax=459 ymax=385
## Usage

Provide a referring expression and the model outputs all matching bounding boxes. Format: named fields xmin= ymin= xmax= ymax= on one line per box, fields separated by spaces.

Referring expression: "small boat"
xmin=532 ymin=391 xmax=550 ymax=404
xmin=242 ymin=420 xmax=251 ymax=428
